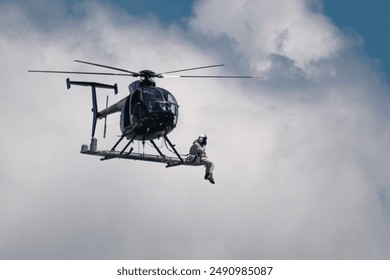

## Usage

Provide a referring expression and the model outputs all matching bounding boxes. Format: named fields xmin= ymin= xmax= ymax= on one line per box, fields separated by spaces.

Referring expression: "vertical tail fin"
xmin=66 ymin=78 xmax=118 ymax=138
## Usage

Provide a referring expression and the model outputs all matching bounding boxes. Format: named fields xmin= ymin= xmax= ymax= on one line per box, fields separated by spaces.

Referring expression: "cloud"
xmin=190 ymin=0 xmax=344 ymax=72
xmin=1 ymin=0 xmax=390 ymax=259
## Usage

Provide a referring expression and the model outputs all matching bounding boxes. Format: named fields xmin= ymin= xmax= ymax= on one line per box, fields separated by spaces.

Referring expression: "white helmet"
xmin=198 ymin=134 xmax=207 ymax=145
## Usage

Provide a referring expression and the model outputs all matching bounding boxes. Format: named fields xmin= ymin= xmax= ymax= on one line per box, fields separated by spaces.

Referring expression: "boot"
xmin=204 ymin=173 xmax=209 ymax=180
xmin=206 ymin=173 xmax=215 ymax=184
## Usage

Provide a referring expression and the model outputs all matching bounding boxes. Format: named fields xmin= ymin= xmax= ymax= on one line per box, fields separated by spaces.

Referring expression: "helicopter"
xmin=29 ymin=60 xmax=262 ymax=167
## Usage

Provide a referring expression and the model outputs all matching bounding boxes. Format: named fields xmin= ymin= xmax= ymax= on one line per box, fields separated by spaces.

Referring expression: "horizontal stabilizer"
xmin=66 ymin=78 xmax=118 ymax=94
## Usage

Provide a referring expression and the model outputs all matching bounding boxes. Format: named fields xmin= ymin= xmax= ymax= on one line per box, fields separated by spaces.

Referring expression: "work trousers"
xmin=187 ymin=156 xmax=214 ymax=173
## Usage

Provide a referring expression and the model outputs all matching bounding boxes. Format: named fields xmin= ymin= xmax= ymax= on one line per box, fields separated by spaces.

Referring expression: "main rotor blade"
xmin=158 ymin=64 xmax=224 ymax=75
xmin=162 ymin=75 xmax=264 ymax=79
xmin=28 ymin=70 xmax=135 ymax=76
xmin=74 ymin=60 xmax=139 ymax=76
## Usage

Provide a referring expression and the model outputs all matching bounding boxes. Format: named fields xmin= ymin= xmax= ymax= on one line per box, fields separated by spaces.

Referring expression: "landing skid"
xmin=80 ymin=136 xmax=192 ymax=168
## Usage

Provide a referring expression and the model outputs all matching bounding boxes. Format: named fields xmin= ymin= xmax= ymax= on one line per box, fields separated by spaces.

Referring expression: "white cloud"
xmin=1 ymin=0 xmax=390 ymax=259
xmin=190 ymin=0 xmax=344 ymax=73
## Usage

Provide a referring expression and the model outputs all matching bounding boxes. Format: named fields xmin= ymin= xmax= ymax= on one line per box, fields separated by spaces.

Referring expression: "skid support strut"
xmin=111 ymin=134 xmax=126 ymax=151
xmin=120 ymin=134 xmax=138 ymax=154
xmin=164 ymin=135 xmax=183 ymax=163
xmin=150 ymin=140 xmax=166 ymax=159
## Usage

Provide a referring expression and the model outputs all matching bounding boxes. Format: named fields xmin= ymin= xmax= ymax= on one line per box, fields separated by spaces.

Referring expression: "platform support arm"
xmin=120 ymin=134 xmax=138 ymax=154
xmin=164 ymin=135 xmax=183 ymax=163
xmin=150 ymin=140 xmax=166 ymax=159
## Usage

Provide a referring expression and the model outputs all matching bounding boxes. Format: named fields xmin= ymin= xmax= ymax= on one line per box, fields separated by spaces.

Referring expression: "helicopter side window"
xmin=160 ymin=88 xmax=178 ymax=116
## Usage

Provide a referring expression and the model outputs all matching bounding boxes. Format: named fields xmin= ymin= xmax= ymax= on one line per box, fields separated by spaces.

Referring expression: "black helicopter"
xmin=29 ymin=60 xmax=262 ymax=167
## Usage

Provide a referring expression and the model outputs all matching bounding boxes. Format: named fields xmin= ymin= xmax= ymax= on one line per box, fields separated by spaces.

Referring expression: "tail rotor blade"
xmin=103 ymin=95 xmax=109 ymax=138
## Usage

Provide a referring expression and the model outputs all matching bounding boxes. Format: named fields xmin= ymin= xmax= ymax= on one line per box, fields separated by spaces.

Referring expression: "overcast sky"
xmin=1 ymin=0 xmax=390 ymax=259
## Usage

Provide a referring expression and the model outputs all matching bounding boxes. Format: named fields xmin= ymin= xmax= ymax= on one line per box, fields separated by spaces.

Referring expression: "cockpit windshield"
xmin=159 ymin=88 xmax=178 ymax=105
xmin=158 ymin=87 xmax=178 ymax=116
xmin=141 ymin=87 xmax=178 ymax=117
xmin=142 ymin=87 xmax=164 ymax=102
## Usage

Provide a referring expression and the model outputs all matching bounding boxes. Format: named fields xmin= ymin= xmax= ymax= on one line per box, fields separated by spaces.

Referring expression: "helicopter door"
xmin=130 ymin=89 xmax=145 ymax=119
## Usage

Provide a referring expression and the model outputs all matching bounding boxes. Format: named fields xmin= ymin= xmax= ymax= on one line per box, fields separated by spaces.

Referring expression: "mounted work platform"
xmin=80 ymin=143 xmax=194 ymax=168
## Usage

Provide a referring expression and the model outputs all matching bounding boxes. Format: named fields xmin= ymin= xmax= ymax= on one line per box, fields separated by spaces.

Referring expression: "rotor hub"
xmin=139 ymin=70 xmax=155 ymax=79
